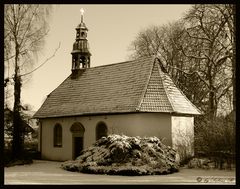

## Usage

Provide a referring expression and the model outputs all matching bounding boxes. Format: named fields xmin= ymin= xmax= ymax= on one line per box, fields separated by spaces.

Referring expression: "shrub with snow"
xmin=61 ymin=134 xmax=179 ymax=175
xmin=187 ymin=157 xmax=215 ymax=169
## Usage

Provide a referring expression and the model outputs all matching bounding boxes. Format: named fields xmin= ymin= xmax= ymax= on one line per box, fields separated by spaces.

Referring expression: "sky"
xmin=18 ymin=4 xmax=191 ymax=111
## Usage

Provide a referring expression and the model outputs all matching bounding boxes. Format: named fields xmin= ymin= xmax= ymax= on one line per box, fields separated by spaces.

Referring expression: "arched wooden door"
xmin=70 ymin=122 xmax=85 ymax=159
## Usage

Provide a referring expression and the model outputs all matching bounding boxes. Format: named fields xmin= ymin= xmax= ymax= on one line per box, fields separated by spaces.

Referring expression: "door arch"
xmin=96 ymin=121 xmax=108 ymax=140
xmin=70 ymin=122 xmax=85 ymax=159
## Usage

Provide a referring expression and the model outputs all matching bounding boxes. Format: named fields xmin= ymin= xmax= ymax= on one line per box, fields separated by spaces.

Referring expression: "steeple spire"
xmin=71 ymin=8 xmax=91 ymax=79
xmin=80 ymin=8 xmax=84 ymax=23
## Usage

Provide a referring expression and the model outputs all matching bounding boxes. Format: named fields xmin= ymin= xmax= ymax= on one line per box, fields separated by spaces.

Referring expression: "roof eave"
xmin=33 ymin=110 xmax=140 ymax=119
xmin=33 ymin=109 xmax=203 ymax=119
xmin=34 ymin=110 xmax=187 ymax=119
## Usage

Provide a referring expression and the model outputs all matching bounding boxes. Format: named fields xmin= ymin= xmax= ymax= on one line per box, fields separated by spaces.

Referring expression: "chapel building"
xmin=34 ymin=10 xmax=201 ymax=161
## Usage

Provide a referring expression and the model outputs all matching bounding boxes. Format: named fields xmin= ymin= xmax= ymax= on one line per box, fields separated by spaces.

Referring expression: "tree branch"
xmin=179 ymin=45 xmax=208 ymax=60
xmin=4 ymin=49 xmax=29 ymax=61
xmin=16 ymin=5 xmax=32 ymax=36
xmin=185 ymin=29 xmax=211 ymax=42
xmin=215 ymin=55 xmax=231 ymax=66
xmin=217 ymin=82 xmax=233 ymax=102
xmin=20 ymin=42 xmax=61 ymax=77
xmin=20 ymin=29 xmax=50 ymax=53
xmin=166 ymin=63 xmax=210 ymax=88
xmin=199 ymin=11 xmax=211 ymax=40
xmin=19 ymin=5 xmax=39 ymax=47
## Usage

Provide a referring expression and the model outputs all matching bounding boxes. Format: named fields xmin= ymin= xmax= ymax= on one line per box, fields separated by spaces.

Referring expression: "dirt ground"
xmin=4 ymin=160 xmax=236 ymax=185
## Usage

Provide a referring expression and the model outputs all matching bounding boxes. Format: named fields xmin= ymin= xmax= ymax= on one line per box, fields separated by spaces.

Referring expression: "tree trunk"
xmin=12 ymin=41 xmax=24 ymax=159
xmin=207 ymin=62 xmax=216 ymax=122
xmin=232 ymin=4 xmax=236 ymax=125
xmin=208 ymin=90 xmax=215 ymax=119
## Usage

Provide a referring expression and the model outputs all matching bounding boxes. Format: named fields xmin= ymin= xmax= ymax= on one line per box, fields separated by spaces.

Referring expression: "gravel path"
xmin=4 ymin=160 xmax=235 ymax=185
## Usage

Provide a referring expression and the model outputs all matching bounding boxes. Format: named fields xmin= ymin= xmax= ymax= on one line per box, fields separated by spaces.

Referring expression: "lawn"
xmin=4 ymin=160 xmax=235 ymax=185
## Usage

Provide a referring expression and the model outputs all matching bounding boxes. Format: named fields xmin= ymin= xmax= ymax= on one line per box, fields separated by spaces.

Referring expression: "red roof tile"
xmin=34 ymin=57 xmax=201 ymax=118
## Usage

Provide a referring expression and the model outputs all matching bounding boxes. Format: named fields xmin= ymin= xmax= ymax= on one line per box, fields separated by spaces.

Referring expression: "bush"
xmin=4 ymin=138 xmax=40 ymax=167
xmin=187 ymin=157 xmax=215 ymax=169
xmin=24 ymin=138 xmax=38 ymax=151
xmin=4 ymin=149 xmax=33 ymax=167
xmin=62 ymin=134 xmax=179 ymax=175
xmin=194 ymin=116 xmax=235 ymax=169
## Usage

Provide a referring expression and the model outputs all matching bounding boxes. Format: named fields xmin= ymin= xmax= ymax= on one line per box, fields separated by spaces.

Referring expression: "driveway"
xmin=4 ymin=160 xmax=235 ymax=185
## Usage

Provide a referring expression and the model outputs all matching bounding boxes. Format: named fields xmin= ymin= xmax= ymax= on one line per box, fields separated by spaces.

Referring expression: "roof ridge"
xmin=136 ymin=57 xmax=158 ymax=111
xmin=155 ymin=59 xmax=175 ymax=113
xmin=169 ymin=78 xmax=202 ymax=114
xmin=157 ymin=60 xmax=201 ymax=115
xmin=91 ymin=56 xmax=154 ymax=69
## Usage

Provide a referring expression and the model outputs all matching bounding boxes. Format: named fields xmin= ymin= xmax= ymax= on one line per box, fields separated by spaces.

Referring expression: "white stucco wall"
xmin=171 ymin=116 xmax=194 ymax=161
xmin=40 ymin=113 xmax=172 ymax=161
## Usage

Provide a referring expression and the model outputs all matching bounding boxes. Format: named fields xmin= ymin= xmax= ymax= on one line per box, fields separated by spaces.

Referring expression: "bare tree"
xmin=129 ymin=4 xmax=234 ymax=120
xmin=181 ymin=4 xmax=233 ymax=119
xmin=213 ymin=4 xmax=235 ymax=123
xmin=4 ymin=4 xmax=51 ymax=159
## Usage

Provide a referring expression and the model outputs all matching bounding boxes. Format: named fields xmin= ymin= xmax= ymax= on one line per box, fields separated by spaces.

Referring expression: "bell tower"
xmin=71 ymin=8 xmax=91 ymax=78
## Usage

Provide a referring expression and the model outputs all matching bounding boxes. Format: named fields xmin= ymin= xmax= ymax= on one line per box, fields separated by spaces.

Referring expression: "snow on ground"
xmin=4 ymin=160 xmax=235 ymax=185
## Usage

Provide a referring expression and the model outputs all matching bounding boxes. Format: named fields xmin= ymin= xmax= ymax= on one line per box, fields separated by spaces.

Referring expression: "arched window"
xmin=54 ymin=124 xmax=62 ymax=147
xmin=96 ymin=122 xmax=108 ymax=140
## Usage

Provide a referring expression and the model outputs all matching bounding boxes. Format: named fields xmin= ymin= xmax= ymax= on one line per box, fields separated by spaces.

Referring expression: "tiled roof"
xmin=34 ymin=57 xmax=201 ymax=118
